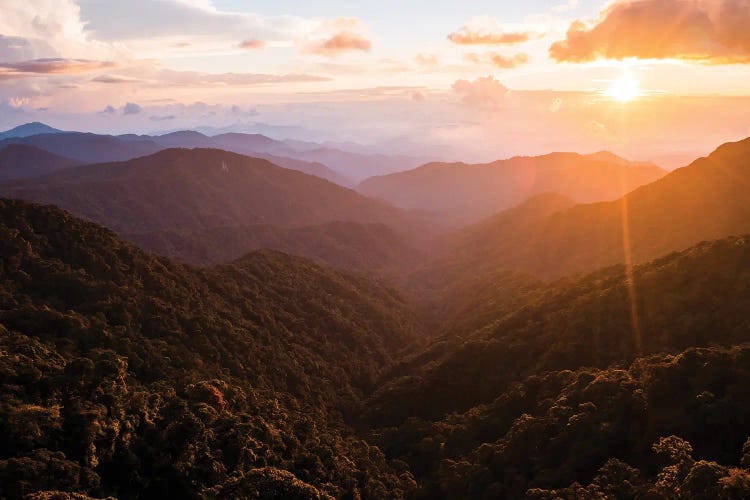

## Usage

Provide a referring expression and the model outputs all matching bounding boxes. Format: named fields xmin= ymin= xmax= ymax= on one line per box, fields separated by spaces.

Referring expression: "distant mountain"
xmin=0 ymin=144 xmax=78 ymax=180
xmin=0 ymin=128 xmax=424 ymax=183
xmin=0 ymin=122 xmax=63 ymax=140
xmin=0 ymin=148 xmax=422 ymax=236
xmin=149 ymin=131 xmax=352 ymax=185
xmin=0 ymin=132 xmax=162 ymax=164
xmin=429 ymin=137 xmax=750 ymax=279
xmin=358 ymin=152 xmax=666 ymax=225
xmin=128 ymin=221 xmax=423 ymax=272
xmin=178 ymin=131 xmax=428 ymax=182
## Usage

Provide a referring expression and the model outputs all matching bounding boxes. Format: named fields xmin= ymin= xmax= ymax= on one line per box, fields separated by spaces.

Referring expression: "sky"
xmin=1 ymin=0 xmax=750 ymax=165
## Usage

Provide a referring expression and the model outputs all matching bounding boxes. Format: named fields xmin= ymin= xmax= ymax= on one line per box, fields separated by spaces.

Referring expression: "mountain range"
xmin=0 ymin=123 xmax=431 ymax=184
xmin=418 ymin=137 xmax=750 ymax=281
xmin=0 ymin=144 xmax=78 ymax=181
xmin=0 ymin=148 xmax=424 ymax=235
xmin=358 ymin=152 xmax=666 ymax=224
xmin=2 ymin=128 xmax=750 ymax=498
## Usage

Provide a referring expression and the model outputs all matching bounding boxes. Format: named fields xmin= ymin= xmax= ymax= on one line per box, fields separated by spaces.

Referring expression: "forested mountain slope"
xmin=0 ymin=148 xmax=420 ymax=235
xmin=427 ymin=137 xmax=750 ymax=279
xmin=0 ymin=145 xmax=78 ymax=181
xmin=0 ymin=198 xmax=421 ymax=499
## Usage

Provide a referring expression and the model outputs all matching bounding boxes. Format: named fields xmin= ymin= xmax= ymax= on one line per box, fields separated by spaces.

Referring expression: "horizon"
xmin=2 ymin=0 xmax=750 ymax=166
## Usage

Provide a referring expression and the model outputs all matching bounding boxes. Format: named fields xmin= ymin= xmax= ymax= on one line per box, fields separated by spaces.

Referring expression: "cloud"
xmin=462 ymin=52 xmax=529 ymax=68
xmin=415 ymin=53 xmax=439 ymax=66
xmin=553 ymin=0 xmax=579 ymax=13
xmin=305 ymin=31 xmax=371 ymax=56
xmin=123 ymin=102 xmax=142 ymax=115
xmin=448 ymin=18 xmax=532 ymax=45
xmin=150 ymin=114 xmax=176 ymax=121
xmin=490 ymin=52 xmax=529 ymax=68
xmin=156 ymin=68 xmax=331 ymax=86
xmin=92 ymin=74 xmax=142 ymax=84
xmin=0 ymin=35 xmax=44 ymax=62
xmin=550 ymin=0 xmax=750 ymax=64
xmin=238 ymin=39 xmax=265 ymax=50
xmin=301 ymin=17 xmax=371 ymax=57
xmin=452 ymin=76 xmax=509 ymax=107
xmin=101 ymin=105 xmax=116 ymax=115
xmin=0 ymin=58 xmax=114 ymax=78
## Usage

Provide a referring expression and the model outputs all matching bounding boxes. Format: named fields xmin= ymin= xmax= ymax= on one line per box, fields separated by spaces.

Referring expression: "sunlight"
xmin=606 ymin=73 xmax=641 ymax=103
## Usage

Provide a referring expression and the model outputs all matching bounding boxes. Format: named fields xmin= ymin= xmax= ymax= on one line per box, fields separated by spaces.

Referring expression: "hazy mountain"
xmin=0 ymin=144 xmax=78 ymax=181
xmin=128 ymin=221 xmax=423 ymax=272
xmin=358 ymin=152 xmax=666 ymax=225
xmin=0 ymin=122 xmax=63 ymax=140
xmin=0 ymin=197 xmax=420 ymax=498
xmin=0 ymin=132 xmax=162 ymax=164
xmin=197 ymin=132 xmax=428 ymax=182
xmin=430 ymin=137 xmax=750 ymax=279
xmin=148 ymin=130 xmax=351 ymax=184
xmin=0 ymin=148 xmax=421 ymax=235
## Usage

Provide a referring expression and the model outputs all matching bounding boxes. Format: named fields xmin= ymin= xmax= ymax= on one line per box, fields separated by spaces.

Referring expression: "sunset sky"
xmin=2 ymin=0 xmax=750 ymax=165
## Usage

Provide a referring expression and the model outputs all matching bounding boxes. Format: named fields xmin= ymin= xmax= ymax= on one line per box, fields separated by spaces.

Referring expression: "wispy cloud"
xmin=0 ymin=59 xmax=114 ymax=76
xmin=238 ymin=39 xmax=266 ymax=50
xmin=448 ymin=18 xmax=534 ymax=45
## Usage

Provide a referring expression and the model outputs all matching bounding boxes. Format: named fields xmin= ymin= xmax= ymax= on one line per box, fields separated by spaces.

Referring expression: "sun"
xmin=605 ymin=73 xmax=641 ymax=103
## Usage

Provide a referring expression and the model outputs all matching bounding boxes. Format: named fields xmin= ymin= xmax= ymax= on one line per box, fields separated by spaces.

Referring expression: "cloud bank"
xmin=550 ymin=0 xmax=750 ymax=63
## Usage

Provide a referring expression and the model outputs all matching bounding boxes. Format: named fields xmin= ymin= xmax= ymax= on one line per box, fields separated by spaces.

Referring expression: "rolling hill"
xmin=358 ymin=152 xmax=666 ymax=225
xmin=0 ymin=197 xmax=421 ymax=498
xmin=0 ymin=148 xmax=424 ymax=236
xmin=0 ymin=145 xmax=78 ymax=181
xmin=128 ymin=220 xmax=424 ymax=272
xmin=428 ymin=137 xmax=750 ymax=279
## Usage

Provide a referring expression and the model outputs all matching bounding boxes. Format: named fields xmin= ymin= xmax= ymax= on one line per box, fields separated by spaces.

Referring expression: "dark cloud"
xmin=123 ymin=102 xmax=142 ymax=115
xmin=92 ymin=74 xmax=142 ymax=84
xmin=550 ymin=0 xmax=750 ymax=63
xmin=150 ymin=115 xmax=176 ymax=121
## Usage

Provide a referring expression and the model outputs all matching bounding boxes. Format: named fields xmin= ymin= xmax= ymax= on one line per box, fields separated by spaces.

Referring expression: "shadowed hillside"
xmin=128 ymin=220 xmax=424 ymax=273
xmin=0 ymin=198 xmax=421 ymax=498
xmin=0 ymin=145 xmax=78 ymax=181
xmin=0 ymin=148 xmax=425 ymax=235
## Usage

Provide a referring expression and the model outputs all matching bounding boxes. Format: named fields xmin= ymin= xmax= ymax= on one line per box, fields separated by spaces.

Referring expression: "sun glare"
xmin=606 ymin=73 xmax=641 ymax=103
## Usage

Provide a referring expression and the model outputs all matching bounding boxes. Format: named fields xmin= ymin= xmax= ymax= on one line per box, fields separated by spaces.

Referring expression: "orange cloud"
xmin=448 ymin=25 xmax=531 ymax=45
xmin=306 ymin=31 xmax=371 ymax=56
xmin=463 ymin=52 xmax=529 ymax=68
xmin=490 ymin=52 xmax=529 ymax=68
xmin=550 ymin=0 xmax=750 ymax=63
xmin=238 ymin=39 xmax=266 ymax=50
